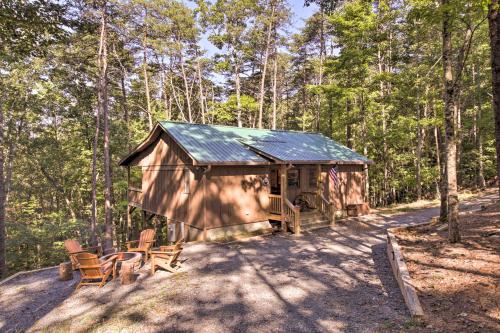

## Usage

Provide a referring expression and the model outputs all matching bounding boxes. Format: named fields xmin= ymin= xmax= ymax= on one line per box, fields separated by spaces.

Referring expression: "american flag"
xmin=329 ymin=166 xmax=339 ymax=188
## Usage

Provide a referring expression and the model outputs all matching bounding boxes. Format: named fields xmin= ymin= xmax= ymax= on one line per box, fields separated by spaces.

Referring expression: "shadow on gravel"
xmin=371 ymin=243 xmax=408 ymax=315
xmin=0 ymin=268 xmax=77 ymax=332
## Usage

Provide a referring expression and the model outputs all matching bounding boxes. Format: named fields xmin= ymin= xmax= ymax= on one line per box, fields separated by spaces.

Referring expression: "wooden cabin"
xmin=119 ymin=122 xmax=373 ymax=241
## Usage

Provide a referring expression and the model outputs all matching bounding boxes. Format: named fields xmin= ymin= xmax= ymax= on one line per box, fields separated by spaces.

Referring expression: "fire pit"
xmin=101 ymin=251 xmax=142 ymax=272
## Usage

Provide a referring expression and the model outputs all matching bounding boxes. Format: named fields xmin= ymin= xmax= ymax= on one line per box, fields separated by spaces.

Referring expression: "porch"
xmin=267 ymin=164 xmax=336 ymax=235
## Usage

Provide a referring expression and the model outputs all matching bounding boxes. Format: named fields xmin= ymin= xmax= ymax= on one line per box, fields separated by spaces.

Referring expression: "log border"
xmin=387 ymin=226 xmax=425 ymax=318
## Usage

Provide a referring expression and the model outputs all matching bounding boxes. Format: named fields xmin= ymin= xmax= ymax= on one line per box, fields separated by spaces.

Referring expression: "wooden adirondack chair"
xmin=64 ymin=239 xmax=102 ymax=270
xmin=150 ymin=238 xmax=184 ymax=274
xmin=75 ymin=252 xmax=117 ymax=289
xmin=126 ymin=229 xmax=156 ymax=262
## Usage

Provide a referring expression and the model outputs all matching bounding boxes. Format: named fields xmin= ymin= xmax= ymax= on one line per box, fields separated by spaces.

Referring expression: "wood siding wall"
xmin=129 ymin=132 xmax=192 ymax=166
xmin=327 ymin=164 xmax=366 ymax=210
xmin=142 ymin=167 xmax=190 ymax=221
xmin=205 ymin=166 xmax=270 ymax=229
xmin=133 ymin=131 xmax=271 ymax=231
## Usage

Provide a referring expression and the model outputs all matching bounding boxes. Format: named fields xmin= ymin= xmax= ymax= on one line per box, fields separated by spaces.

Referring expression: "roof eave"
xmin=279 ymin=159 xmax=373 ymax=165
xmin=194 ymin=161 xmax=272 ymax=166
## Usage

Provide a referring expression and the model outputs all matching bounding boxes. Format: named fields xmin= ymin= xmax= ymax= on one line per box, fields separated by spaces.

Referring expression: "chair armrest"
xmin=160 ymin=245 xmax=183 ymax=252
xmin=126 ymin=240 xmax=139 ymax=246
xmin=100 ymin=255 xmax=118 ymax=266
xmin=79 ymin=264 xmax=102 ymax=269
xmin=152 ymin=249 xmax=181 ymax=257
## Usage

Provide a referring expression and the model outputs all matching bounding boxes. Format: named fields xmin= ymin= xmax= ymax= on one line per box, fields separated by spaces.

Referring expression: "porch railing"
xmin=284 ymin=198 xmax=301 ymax=235
xmin=269 ymin=194 xmax=281 ymax=215
xmin=128 ymin=187 xmax=143 ymax=206
xmin=320 ymin=193 xmax=335 ymax=223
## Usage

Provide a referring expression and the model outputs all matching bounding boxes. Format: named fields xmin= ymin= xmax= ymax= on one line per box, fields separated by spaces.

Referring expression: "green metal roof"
xmin=159 ymin=122 xmax=268 ymax=164
xmin=159 ymin=121 xmax=371 ymax=165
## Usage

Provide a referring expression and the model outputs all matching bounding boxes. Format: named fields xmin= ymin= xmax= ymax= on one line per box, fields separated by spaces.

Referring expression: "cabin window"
xmin=183 ymin=169 xmax=190 ymax=194
xmin=288 ymin=169 xmax=300 ymax=187
xmin=308 ymin=168 xmax=318 ymax=188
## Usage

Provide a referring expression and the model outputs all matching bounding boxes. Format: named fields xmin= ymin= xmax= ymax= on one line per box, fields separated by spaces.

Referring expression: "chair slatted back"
xmin=64 ymin=239 xmax=83 ymax=254
xmin=138 ymin=229 xmax=156 ymax=249
xmin=76 ymin=252 xmax=103 ymax=279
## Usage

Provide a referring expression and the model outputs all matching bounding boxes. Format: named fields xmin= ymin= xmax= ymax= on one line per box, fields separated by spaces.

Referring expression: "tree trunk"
xmin=442 ymin=0 xmax=460 ymax=242
xmin=120 ymin=71 xmax=130 ymax=152
xmin=0 ymin=101 xmax=6 ymax=278
xmin=143 ymin=6 xmax=153 ymax=130
xmin=416 ymin=101 xmax=423 ymax=201
xmin=196 ymin=55 xmax=206 ymax=124
xmin=98 ymin=2 xmax=114 ymax=252
xmin=234 ymin=58 xmax=242 ymax=127
xmin=316 ymin=8 xmax=325 ymax=132
xmin=257 ymin=1 xmax=276 ymax=129
xmin=179 ymin=53 xmax=193 ymax=123
xmin=472 ymin=63 xmax=486 ymax=188
xmin=4 ymin=116 xmax=24 ymax=203
xmin=360 ymin=92 xmax=369 ymax=202
xmin=271 ymin=46 xmax=278 ymax=130
xmin=437 ymin=124 xmax=448 ymax=222
xmin=345 ymin=98 xmax=352 ymax=149
xmin=489 ymin=0 xmax=500 ymax=196
xmin=377 ymin=46 xmax=389 ymax=205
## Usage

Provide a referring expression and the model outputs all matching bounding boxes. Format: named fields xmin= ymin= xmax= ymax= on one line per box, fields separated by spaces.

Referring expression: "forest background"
xmin=0 ymin=0 xmax=498 ymax=277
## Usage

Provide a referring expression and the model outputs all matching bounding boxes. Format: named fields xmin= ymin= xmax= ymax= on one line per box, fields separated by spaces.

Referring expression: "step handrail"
xmin=319 ymin=193 xmax=335 ymax=223
xmin=284 ymin=198 xmax=301 ymax=235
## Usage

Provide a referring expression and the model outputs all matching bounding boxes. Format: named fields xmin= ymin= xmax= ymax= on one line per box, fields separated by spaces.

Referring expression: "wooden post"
xmin=59 ymin=262 xmax=73 ymax=281
xmin=121 ymin=262 xmax=135 ymax=285
xmin=280 ymin=164 xmax=287 ymax=232
xmin=294 ymin=207 xmax=301 ymax=235
xmin=316 ymin=164 xmax=322 ymax=209
xmin=329 ymin=202 xmax=335 ymax=224
xmin=127 ymin=166 xmax=132 ymax=242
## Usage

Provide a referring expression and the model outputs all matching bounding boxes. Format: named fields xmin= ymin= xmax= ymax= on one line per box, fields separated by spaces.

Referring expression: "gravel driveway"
xmin=1 ymin=192 xmax=496 ymax=333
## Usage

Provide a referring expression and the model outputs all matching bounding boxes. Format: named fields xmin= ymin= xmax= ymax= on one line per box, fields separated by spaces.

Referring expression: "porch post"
xmin=280 ymin=164 xmax=287 ymax=232
xmin=316 ymin=164 xmax=322 ymax=208
xmin=126 ymin=166 xmax=132 ymax=241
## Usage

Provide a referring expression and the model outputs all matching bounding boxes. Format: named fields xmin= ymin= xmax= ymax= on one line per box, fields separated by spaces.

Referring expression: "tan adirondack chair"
xmin=64 ymin=239 xmax=102 ymax=270
xmin=75 ymin=252 xmax=117 ymax=289
xmin=150 ymin=238 xmax=184 ymax=274
xmin=126 ymin=229 xmax=156 ymax=262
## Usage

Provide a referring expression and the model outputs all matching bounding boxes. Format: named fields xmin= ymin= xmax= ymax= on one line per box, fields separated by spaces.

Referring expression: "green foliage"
xmin=0 ymin=0 xmax=496 ymax=275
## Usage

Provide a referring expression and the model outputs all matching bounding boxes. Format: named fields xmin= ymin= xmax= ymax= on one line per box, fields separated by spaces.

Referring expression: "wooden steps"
xmin=288 ymin=210 xmax=331 ymax=232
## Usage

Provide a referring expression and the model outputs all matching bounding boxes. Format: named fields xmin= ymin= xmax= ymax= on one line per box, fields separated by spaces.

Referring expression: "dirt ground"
xmin=0 ymin=190 xmax=497 ymax=333
xmin=396 ymin=193 xmax=500 ymax=333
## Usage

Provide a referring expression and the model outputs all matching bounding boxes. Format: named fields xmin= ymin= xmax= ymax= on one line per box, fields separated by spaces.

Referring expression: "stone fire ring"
xmin=101 ymin=252 xmax=142 ymax=271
